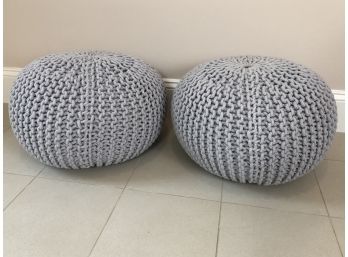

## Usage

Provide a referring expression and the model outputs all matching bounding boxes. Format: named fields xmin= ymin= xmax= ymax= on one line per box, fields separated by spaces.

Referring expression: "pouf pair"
xmin=10 ymin=52 xmax=337 ymax=185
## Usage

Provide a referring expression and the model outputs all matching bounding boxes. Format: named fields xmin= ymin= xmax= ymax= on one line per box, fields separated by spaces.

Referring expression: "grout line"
xmin=214 ymin=179 xmax=223 ymax=257
xmin=3 ymin=166 xmax=46 ymax=211
xmin=86 ymin=192 xmax=123 ymax=257
xmin=329 ymin=215 xmax=345 ymax=220
xmin=221 ymin=200 xmax=329 ymax=218
xmin=313 ymin=170 xmax=332 ymax=217
xmin=86 ymin=159 xmax=140 ymax=257
xmin=35 ymin=172 xmax=127 ymax=189
xmin=4 ymin=172 xmax=36 ymax=178
xmin=323 ymin=158 xmax=345 ymax=163
xmin=125 ymin=187 xmax=332 ymax=218
xmin=125 ymin=187 xmax=220 ymax=203
xmin=314 ymin=170 xmax=344 ymax=257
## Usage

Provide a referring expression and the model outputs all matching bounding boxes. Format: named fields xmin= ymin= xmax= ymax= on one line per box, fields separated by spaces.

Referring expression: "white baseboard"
xmin=4 ymin=67 xmax=345 ymax=132
xmin=332 ymin=90 xmax=345 ymax=133
xmin=3 ymin=67 xmax=21 ymax=104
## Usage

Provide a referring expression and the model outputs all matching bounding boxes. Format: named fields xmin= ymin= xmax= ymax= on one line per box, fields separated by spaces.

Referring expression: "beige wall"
xmin=4 ymin=0 xmax=345 ymax=89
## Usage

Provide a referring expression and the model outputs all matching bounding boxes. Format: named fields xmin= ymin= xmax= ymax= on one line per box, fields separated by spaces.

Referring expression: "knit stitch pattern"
xmin=10 ymin=51 xmax=165 ymax=169
xmin=172 ymin=56 xmax=337 ymax=185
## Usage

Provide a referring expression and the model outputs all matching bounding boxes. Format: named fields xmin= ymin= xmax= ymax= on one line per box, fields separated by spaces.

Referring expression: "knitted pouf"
xmin=10 ymin=51 xmax=165 ymax=169
xmin=172 ymin=56 xmax=337 ymax=185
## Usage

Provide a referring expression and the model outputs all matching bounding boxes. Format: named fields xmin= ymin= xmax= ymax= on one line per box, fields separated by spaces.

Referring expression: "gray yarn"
xmin=9 ymin=51 xmax=165 ymax=169
xmin=172 ymin=56 xmax=337 ymax=185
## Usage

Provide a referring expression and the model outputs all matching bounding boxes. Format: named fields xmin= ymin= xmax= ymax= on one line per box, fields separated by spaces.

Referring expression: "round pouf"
xmin=10 ymin=51 xmax=165 ymax=169
xmin=172 ymin=56 xmax=337 ymax=185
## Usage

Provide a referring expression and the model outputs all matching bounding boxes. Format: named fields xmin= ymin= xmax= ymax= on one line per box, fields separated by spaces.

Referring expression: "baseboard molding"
xmin=4 ymin=67 xmax=345 ymax=132
xmin=3 ymin=67 xmax=22 ymax=104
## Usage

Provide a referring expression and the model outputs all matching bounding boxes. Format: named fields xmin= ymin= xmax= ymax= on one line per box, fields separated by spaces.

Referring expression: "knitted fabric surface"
xmin=9 ymin=51 xmax=165 ymax=169
xmin=172 ymin=56 xmax=337 ymax=185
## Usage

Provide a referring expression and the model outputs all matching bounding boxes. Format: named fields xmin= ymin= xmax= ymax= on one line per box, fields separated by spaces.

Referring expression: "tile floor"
xmin=3 ymin=104 xmax=345 ymax=257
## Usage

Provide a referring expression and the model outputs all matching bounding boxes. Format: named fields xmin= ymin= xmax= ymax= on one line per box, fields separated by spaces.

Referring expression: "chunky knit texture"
xmin=10 ymin=51 xmax=165 ymax=169
xmin=172 ymin=56 xmax=337 ymax=185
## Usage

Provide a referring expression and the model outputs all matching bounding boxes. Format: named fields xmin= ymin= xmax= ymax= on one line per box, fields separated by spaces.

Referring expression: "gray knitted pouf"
xmin=10 ymin=51 xmax=165 ymax=169
xmin=172 ymin=56 xmax=337 ymax=185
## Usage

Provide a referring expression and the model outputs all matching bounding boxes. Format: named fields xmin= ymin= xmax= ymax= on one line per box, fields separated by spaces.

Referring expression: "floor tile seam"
xmin=35 ymin=174 xmax=126 ymax=189
xmin=221 ymin=200 xmax=331 ymax=218
xmin=87 ymin=159 xmax=140 ymax=257
xmin=323 ymin=158 xmax=345 ymax=163
xmin=125 ymin=186 xmax=329 ymax=217
xmin=4 ymin=172 xmax=35 ymax=178
xmin=125 ymin=187 xmax=221 ymax=203
xmin=214 ymin=179 xmax=223 ymax=257
xmin=4 ymin=165 xmax=45 ymax=211
xmin=330 ymin=216 xmax=345 ymax=220
xmin=314 ymin=170 xmax=343 ymax=257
